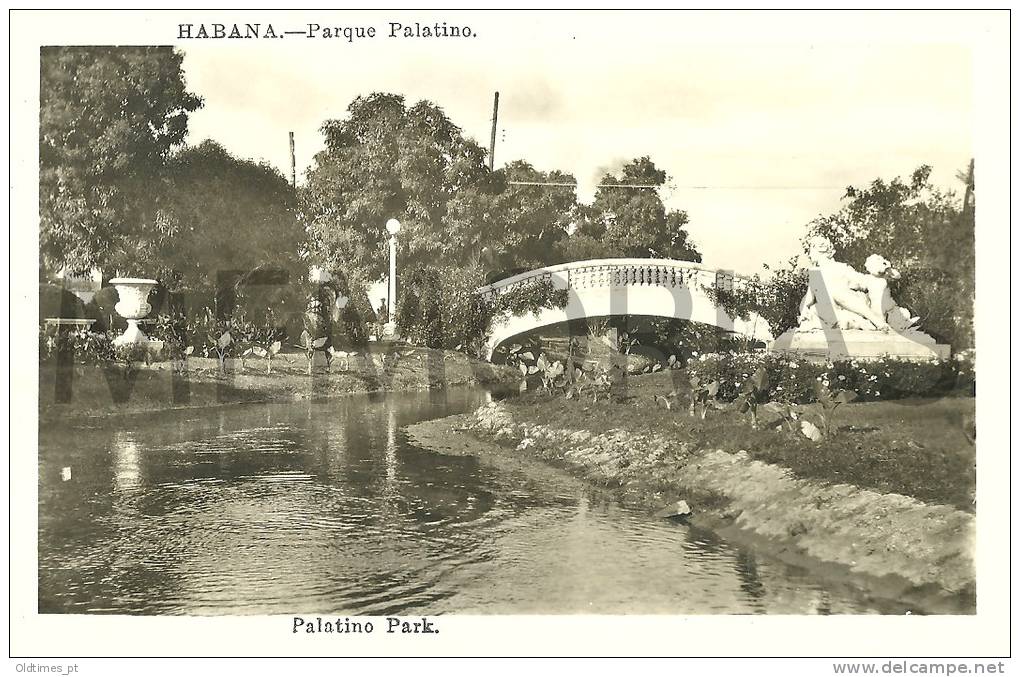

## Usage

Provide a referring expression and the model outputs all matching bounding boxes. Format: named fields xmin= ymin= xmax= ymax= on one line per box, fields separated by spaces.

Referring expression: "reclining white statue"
xmin=796 ymin=236 xmax=920 ymax=333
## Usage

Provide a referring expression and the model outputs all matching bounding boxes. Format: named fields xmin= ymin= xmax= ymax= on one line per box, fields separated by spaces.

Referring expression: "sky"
xmin=179 ymin=14 xmax=972 ymax=275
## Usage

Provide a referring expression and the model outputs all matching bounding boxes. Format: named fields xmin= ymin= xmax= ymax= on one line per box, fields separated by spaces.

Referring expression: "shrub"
xmin=687 ymin=352 xmax=974 ymax=404
xmin=75 ymin=329 xmax=117 ymax=364
xmin=396 ymin=266 xmax=447 ymax=348
xmin=192 ymin=308 xmax=235 ymax=373
xmin=339 ymin=303 xmax=370 ymax=347
xmin=397 ymin=266 xmax=572 ymax=353
xmin=442 ymin=265 xmax=494 ymax=352
xmin=494 ymin=336 xmax=544 ymax=371
xmin=824 ymin=357 xmax=971 ymax=401
xmin=242 ymin=311 xmax=286 ymax=373
xmin=688 ymin=374 xmax=721 ymax=419
xmin=566 ymin=363 xmax=613 ymax=403
xmin=734 ymin=366 xmax=770 ymax=429
xmin=39 ymin=326 xmax=119 ymax=365
xmin=687 ymin=352 xmax=780 ymax=402
xmin=39 ymin=284 xmax=88 ymax=320
xmin=397 ymin=264 xmax=496 ymax=352
xmin=152 ymin=310 xmax=190 ymax=361
xmin=704 ymin=266 xmax=808 ymax=337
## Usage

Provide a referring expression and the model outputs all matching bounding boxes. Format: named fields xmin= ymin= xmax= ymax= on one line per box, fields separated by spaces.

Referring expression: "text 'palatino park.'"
xmin=38 ymin=46 xmax=976 ymax=616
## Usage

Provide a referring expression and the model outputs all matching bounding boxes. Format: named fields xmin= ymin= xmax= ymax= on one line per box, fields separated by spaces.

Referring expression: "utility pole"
xmin=488 ymin=91 xmax=499 ymax=170
xmin=289 ymin=131 xmax=296 ymax=188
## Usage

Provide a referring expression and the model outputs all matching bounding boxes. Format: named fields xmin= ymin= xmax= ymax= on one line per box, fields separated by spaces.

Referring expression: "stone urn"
xmin=109 ymin=278 xmax=158 ymax=346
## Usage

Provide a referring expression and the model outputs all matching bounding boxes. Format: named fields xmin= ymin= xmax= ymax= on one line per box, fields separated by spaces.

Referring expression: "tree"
xmin=155 ymin=140 xmax=306 ymax=291
xmin=564 ymin=156 xmax=701 ymax=262
xmin=446 ymin=160 xmax=576 ymax=279
xmin=300 ymin=93 xmax=490 ymax=281
xmin=39 ymin=46 xmax=202 ymax=274
xmin=301 ymin=93 xmax=581 ymax=284
xmin=806 ymin=164 xmax=974 ymax=348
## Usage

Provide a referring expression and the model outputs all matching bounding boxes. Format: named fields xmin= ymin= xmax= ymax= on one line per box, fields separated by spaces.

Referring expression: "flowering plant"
xmin=688 ymin=352 xmax=972 ymax=404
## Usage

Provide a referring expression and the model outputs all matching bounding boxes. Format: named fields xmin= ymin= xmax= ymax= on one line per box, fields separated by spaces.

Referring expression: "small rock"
xmin=654 ymin=499 xmax=693 ymax=520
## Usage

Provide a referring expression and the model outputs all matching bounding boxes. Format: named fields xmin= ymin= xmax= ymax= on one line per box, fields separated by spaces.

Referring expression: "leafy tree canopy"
xmin=39 ymin=46 xmax=202 ymax=274
xmin=808 ymin=165 xmax=967 ymax=271
xmin=155 ymin=140 xmax=305 ymax=290
xmin=301 ymin=93 xmax=582 ymax=284
xmin=562 ymin=156 xmax=701 ymax=262
xmin=447 ymin=160 xmax=577 ymax=278
xmin=300 ymin=93 xmax=489 ymax=280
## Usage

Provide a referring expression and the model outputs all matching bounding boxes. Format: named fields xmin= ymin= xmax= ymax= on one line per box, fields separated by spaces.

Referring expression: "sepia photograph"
xmin=9 ymin=7 xmax=1012 ymax=663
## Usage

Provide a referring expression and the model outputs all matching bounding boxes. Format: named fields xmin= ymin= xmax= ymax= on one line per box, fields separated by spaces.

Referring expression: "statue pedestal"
xmin=771 ymin=329 xmax=950 ymax=362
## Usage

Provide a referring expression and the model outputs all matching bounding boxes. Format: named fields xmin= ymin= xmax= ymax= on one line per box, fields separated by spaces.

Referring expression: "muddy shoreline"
xmin=406 ymin=406 xmax=976 ymax=615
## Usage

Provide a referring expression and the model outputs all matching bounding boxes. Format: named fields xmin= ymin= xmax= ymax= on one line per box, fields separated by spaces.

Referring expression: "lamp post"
xmin=384 ymin=218 xmax=401 ymax=337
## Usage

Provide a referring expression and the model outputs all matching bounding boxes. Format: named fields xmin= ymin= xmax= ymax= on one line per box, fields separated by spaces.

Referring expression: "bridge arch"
xmin=477 ymin=258 xmax=773 ymax=360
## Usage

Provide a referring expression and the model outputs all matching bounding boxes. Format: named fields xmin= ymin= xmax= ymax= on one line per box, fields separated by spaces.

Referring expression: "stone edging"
xmin=466 ymin=401 xmax=975 ymax=596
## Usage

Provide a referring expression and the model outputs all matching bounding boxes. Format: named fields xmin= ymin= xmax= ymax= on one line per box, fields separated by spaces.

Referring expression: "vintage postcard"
xmin=8 ymin=7 xmax=1012 ymax=664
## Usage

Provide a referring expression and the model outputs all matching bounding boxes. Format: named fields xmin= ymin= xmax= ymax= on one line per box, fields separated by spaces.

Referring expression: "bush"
xmin=704 ymin=266 xmax=808 ymax=337
xmin=192 ymin=307 xmax=235 ymax=371
xmin=331 ymin=269 xmax=374 ymax=348
xmin=396 ymin=267 xmax=447 ymax=348
xmin=39 ymin=326 xmax=117 ymax=365
xmin=339 ymin=301 xmax=371 ymax=347
xmin=687 ymin=352 xmax=975 ymax=404
xmin=397 ymin=264 xmax=495 ymax=352
xmin=39 ymin=284 xmax=89 ymax=320
xmin=166 ymin=268 xmax=373 ymax=351
xmin=443 ymin=266 xmax=494 ymax=351
xmin=151 ymin=309 xmax=190 ymax=359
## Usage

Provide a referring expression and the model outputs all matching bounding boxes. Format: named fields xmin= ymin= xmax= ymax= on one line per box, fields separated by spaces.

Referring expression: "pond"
xmin=39 ymin=389 xmax=912 ymax=615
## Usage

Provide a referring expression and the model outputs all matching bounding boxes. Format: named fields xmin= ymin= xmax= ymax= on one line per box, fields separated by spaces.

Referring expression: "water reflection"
xmin=40 ymin=390 xmax=910 ymax=615
xmin=385 ymin=402 xmax=398 ymax=492
xmin=735 ymin=548 xmax=766 ymax=609
xmin=111 ymin=431 xmax=141 ymax=493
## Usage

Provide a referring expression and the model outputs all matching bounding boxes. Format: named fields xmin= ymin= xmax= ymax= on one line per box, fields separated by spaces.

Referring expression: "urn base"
xmin=113 ymin=320 xmax=148 ymax=347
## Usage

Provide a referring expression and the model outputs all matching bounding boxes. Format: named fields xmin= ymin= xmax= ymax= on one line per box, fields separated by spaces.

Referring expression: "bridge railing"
xmin=477 ymin=258 xmax=756 ymax=301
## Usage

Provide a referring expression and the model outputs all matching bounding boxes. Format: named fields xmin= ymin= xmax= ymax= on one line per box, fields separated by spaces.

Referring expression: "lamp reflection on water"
xmin=385 ymin=402 xmax=398 ymax=492
xmin=111 ymin=431 xmax=142 ymax=495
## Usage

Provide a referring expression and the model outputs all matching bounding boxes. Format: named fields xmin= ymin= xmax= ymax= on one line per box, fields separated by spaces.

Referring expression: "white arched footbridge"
xmin=478 ymin=258 xmax=773 ymax=360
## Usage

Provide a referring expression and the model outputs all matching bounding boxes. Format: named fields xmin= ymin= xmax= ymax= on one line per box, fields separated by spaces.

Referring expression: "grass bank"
xmin=39 ymin=345 xmax=519 ymax=421
xmin=516 ymin=370 xmax=976 ymax=512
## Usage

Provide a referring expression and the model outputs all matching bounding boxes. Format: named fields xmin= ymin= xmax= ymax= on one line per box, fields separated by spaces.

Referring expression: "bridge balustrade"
xmin=476 ymin=258 xmax=771 ymax=359
xmin=478 ymin=259 xmax=754 ymax=299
